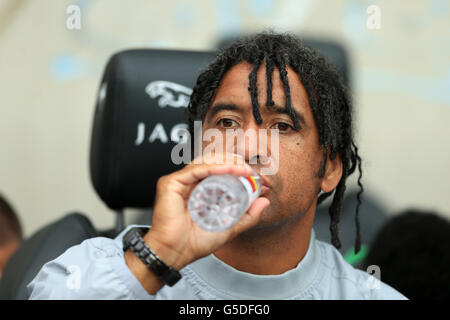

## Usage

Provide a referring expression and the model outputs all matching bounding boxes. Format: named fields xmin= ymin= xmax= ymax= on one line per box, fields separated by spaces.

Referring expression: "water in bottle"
xmin=188 ymin=169 xmax=261 ymax=232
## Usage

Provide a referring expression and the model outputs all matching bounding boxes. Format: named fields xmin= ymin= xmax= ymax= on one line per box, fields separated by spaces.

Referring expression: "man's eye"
xmin=272 ymin=122 xmax=293 ymax=132
xmin=217 ymin=118 xmax=238 ymax=128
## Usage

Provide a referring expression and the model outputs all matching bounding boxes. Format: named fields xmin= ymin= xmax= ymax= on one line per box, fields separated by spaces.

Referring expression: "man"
xmin=0 ymin=194 xmax=22 ymax=279
xmin=28 ymin=32 xmax=406 ymax=299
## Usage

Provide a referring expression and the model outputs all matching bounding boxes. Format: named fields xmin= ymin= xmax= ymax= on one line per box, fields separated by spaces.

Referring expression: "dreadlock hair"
xmin=186 ymin=31 xmax=364 ymax=253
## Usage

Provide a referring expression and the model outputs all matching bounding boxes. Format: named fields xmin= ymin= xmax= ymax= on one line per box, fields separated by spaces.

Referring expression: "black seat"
xmin=0 ymin=213 xmax=96 ymax=300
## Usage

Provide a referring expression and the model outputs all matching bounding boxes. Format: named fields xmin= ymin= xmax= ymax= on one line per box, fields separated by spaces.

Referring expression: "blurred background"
xmin=0 ymin=0 xmax=449 ymax=239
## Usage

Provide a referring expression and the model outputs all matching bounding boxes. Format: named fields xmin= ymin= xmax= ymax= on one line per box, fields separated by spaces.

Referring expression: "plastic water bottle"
xmin=188 ymin=169 xmax=261 ymax=232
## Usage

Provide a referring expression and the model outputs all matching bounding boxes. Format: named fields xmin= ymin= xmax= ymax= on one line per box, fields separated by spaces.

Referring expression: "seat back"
xmin=0 ymin=213 xmax=97 ymax=299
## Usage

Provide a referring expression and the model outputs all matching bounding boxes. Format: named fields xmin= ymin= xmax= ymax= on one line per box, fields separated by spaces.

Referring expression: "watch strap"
xmin=123 ymin=227 xmax=182 ymax=287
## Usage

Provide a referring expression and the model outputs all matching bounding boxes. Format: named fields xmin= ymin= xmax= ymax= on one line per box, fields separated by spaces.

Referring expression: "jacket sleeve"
xmin=28 ymin=227 xmax=156 ymax=300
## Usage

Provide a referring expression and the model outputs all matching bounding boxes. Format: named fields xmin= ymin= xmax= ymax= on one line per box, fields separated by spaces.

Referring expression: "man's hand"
xmin=125 ymin=153 xmax=270 ymax=294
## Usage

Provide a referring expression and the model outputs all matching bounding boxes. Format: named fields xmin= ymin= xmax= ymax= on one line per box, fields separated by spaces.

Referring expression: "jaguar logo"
xmin=145 ymin=81 xmax=193 ymax=108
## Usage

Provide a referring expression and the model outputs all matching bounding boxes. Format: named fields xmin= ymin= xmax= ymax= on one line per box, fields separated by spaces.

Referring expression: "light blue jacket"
xmin=28 ymin=225 xmax=407 ymax=300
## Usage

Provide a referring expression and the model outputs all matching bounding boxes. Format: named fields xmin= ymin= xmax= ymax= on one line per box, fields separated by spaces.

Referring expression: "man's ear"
xmin=320 ymin=152 xmax=343 ymax=193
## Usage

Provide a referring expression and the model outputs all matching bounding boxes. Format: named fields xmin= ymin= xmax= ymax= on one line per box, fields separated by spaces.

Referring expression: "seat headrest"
xmin=301 ymin=38 xmax=351 ymax=87
xmin=90 ymin=49 xmax=216 ymax=210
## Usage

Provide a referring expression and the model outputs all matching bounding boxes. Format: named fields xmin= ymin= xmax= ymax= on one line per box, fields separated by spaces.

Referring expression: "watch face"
xmin=123 ymin=229 xmax=134 ymax=243
xmin=123 ymin=228 xmax=139 ymax=250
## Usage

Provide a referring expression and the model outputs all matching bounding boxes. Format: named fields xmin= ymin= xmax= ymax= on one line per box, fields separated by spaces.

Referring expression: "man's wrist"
xmin=123 ymin=228 xmax=191 ymax=295
xmin=124 ymin=248 xmax=164 ymax=295
xmin=142 ymin=230 xmax=190 ymax=271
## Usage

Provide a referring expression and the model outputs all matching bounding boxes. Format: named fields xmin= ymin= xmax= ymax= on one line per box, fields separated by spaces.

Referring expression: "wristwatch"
xmin=122 ymin=227 xmax=182 ymax=286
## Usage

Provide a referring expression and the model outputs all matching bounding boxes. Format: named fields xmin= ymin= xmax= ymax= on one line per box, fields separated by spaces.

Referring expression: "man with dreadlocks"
xmin=29 ymin=32 xmax=406 ymax=300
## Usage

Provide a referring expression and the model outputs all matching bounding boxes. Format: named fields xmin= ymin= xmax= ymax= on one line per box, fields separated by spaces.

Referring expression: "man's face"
xmin=201 ymin=61 xmax=337 ymax=231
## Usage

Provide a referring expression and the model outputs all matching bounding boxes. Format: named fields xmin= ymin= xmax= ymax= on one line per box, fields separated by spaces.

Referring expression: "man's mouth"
xmin=258 ymin=174 xmax=272 ymax=197
xmin=260 ymin=184 xmax=271 ymax=197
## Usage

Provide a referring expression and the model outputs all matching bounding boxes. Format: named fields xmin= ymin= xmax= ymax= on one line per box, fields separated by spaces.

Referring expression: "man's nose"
xmin=233 ymin=122 xmax=271 ymax=166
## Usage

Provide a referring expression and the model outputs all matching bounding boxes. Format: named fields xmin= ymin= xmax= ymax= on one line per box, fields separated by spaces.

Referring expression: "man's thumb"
xmin=230 ymin=198 xmax=270 ymax=235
